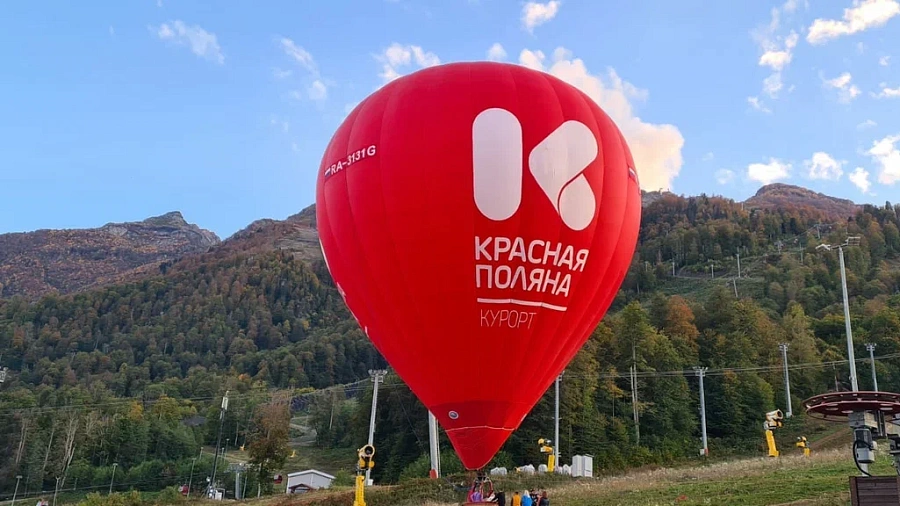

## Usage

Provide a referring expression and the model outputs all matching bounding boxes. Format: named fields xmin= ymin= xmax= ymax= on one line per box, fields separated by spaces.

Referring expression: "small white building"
xmin=285 ymin=470 xmax=336 ymax=494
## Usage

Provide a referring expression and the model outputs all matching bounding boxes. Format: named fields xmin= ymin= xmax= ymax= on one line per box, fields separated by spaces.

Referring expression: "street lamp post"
xmin=816 ymin=236 xmax=861 ymax=391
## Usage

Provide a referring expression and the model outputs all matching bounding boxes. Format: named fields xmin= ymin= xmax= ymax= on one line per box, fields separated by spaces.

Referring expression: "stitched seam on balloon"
xmin=444 ymin=426 xmax=515 ymax=432
xmin=518 ymin=70 xmax=572 ymax=412
xmin=319 ymin=98 xmax=387 ymax=382
xmin=507 ymin=63 xmax=528 ymax=416
xmin=500 ymin=64 xmax=543 ymax=420
xmin=532 ymin=80 xmax=610 ymax=393
xmin=374 ymin=73 xmax=434 ymax=406
xmin=341 ymin=87 xmax=405 ymax=384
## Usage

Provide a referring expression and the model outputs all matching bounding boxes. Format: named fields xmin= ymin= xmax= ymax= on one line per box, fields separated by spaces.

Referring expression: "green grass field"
xmin=260 ymin=449 xmax=894 ymax=506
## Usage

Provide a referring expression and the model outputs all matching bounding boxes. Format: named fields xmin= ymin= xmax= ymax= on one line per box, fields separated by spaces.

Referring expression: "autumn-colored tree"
xmin=247 ymin=401 xmax=291 ymax=494
xmin=663 ymin=296 xmax=700 ymax=363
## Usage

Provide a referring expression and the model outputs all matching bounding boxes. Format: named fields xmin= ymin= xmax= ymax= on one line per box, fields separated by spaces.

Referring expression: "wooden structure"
xmin=850 ymin=476 xmax=900 ymax=505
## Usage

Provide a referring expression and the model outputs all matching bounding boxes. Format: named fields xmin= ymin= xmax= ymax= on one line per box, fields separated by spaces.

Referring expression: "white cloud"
xmin=109 ymin=26 xmax=115 ymax=36
xmin=752 ymin=2 xmax=801 ymax=101
xmin=762 ymin=73 xmax=784 ymax=97
xmin=758 ymin=31 xmax=799 ymax=72
xmin=156 ymin=0 xmax=163 ymax=6
xmin=880 ymin=55 xmax=892 ymax=65
xmin=519 ymin=49 xmax=545 ymax=70
xmin=823 ymin=72 xmax=861 ymax=102
xmin=521 ymin=1 xmax=561 ymax=33
xmin=715 ymin=169 xmax=735 ymax=185
xmin=781 ymin=0 xmax=809 ymax=13
xmin=272 ymin=67 xmax=292 ymax=79
xmin=308 ymin=80 xmax=327 ymax=101
xmin=849 ymin=167 xmax=873 ymax=193
xmin=858 ymin=119 xmax=878 ymax=129
xmin=807 ymin=0 xmax=900 ymax=45
xmin=280 ymin=37 xmax=317 ymax=74
xmin=375 ymin=43 xmax=441 ymax=83
xmin=805 ymin=152 xmax=845 ymax=180
xmin=867 ymin=134 xmax=900 ymax=184
xmin=874 ymin=83 xmax=900 ymax=98
xmin=487 ymin=43 xmax=507 ymax=61
xmin=270 ymin=116 xmax=290 ymax=133
xmin=748 ymin=158 xmax=791 ymax=185
xmin=518 ymin=48 xmax=684 ymax=191
xmin=703 ymin=152 xmax=715 ymax=161
xmin=153 ymin=20 xmax=224 ymax=64
xmin=747 ymin=96 xmax=772 ymax=113
xmin=277 ymin=38 xmax=329 ymax=100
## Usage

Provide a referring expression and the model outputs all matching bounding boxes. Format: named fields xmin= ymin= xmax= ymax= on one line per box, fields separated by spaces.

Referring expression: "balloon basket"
xmin=463 ymin=470 xmax=495 ymax=505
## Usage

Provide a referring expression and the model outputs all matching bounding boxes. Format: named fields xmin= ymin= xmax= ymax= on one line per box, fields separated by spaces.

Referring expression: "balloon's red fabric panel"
xmin=316 ymin=61 xmax=641 ymax=470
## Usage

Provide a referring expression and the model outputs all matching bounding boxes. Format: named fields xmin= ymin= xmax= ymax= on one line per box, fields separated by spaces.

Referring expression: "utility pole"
xmin=555 ymin=371 xmax=564 ymax=470
xmin=427 ymin=411 xmax=441 ymax=479
xmin=710 ymin=262 xmax=715 ymax=279
xmin=366 ymin=369 xmax=387 ymax=485
xmin=779 ymin=343 xmax=793 ymax=417
xmin=866 ymin=343 xmax=879 ymax=391
xmin=732 ymin=278 xmax=738 ymax=298
xmin=329 ymin=390 xmax=336 ymax=431
xmin=12 ymin=475 xmax=21 ymax=506
xmin=694 ymin=367 xmax=709 ymax=457
xmin=630 ymin=344 xmax=640 ymax=445
xmin=816 ymin=237 xmax=861 ymax=391
xmin=187 ymin=448 xmax=201 ymax=499
xmin=736 ymin=253 xmax=741 ymax=278
xmin=672 ymin=260 xmax=676 ymax=277
xmin=53 ymin=477 xmax=60 ymax=506
xmin=209 ymin=391 xmax=229 ymax=498
xmin=109 ymin=463 xmax=118 ymax=494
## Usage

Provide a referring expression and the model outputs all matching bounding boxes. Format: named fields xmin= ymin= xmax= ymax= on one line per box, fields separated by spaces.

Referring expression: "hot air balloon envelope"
xmin=316 ymin=61 xmax=641 ymax=470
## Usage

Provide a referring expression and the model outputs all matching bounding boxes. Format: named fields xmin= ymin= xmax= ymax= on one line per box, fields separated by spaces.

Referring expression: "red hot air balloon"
xmin=316 ymin=61 xmax=641 ymax=471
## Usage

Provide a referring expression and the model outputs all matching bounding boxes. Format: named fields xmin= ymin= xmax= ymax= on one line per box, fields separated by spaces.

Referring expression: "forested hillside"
xmin=3 ymin=190 xmax=900 ymax=498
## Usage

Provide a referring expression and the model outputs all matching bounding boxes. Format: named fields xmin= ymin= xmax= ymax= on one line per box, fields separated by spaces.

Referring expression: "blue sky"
xmin=1 ymin=0 xmax=899 ymax=239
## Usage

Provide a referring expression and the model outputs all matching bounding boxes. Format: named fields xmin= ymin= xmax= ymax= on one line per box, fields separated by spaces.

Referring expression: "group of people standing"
xmin=478 ymin=489 xmax=549 ymax=505
xmin=513 ymin=489 xmax=550 ymax=506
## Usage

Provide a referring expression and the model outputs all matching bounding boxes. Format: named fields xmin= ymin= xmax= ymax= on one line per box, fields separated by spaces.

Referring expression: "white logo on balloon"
xmin=472 ymin=108 xmax=598 ymax=230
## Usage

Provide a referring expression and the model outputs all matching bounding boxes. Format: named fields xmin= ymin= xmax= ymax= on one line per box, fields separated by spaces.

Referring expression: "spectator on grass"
xmin=538 ymin=490 xmax=549 ymax=506
xmin=521 ymin=490 xmax=533 ymax=506
xmin=511 ymin=491 xmax=522 ymax=506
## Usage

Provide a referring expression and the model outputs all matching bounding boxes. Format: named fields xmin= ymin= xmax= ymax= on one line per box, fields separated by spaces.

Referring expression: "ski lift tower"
xmin=815 ymin=236 xmax=862 ymax=391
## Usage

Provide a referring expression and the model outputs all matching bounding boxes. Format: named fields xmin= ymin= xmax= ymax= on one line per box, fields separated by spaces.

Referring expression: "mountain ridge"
xmin=0 ymin=211 xmax=220 ymax=299
xmin=743 ymin=183 xmax=860 ymax=219
xmin=0 ymin=183 xmax=862 ymax=300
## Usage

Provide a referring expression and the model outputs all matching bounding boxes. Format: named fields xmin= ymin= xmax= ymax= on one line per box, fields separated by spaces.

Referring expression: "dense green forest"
xmin=4 ymin=194 xmax=900 ymax=497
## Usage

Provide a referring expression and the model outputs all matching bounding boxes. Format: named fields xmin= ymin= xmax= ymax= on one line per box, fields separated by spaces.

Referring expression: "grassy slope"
xmin=255 ymin=449 xmax=892 ymax=506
